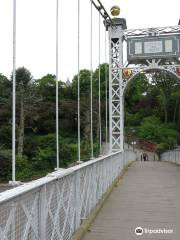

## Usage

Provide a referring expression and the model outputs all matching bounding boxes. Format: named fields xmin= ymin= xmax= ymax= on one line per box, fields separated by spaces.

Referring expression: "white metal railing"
xmin=161 ymin=149 xmax=180 ymax=165
xmin=0 ymin=150 xmax=136 ymax=240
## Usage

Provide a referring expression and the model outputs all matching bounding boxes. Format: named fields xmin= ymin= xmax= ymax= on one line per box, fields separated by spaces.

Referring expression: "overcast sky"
xmin=0 ymin=0 xmax=179 ymax=81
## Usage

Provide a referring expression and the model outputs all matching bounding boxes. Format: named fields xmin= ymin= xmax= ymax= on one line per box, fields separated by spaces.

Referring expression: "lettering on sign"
xmin=165 ymin=40 xmax=173 ymax=52
xmin=127 ymin=35 xmax=180 ymax=61
xmin=135 ymin=42 xmax=142 ymax=54
xmin=144 ymin=41 xmax=163 ymax=54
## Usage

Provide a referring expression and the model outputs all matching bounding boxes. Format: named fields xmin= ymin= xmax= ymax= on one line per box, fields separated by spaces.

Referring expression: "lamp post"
xmin=132 ymin=129 xmax=136 ymax=151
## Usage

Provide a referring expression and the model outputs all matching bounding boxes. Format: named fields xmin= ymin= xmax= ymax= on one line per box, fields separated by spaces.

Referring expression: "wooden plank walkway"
xmin=83 ymin=161 xmax=180 ymax=240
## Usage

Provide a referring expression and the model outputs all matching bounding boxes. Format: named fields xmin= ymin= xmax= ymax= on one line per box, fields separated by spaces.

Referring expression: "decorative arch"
xmin=122 ymin=65 xmax=180 ymax=95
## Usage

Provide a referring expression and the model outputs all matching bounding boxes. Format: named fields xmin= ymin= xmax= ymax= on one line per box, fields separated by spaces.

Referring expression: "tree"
xmin=0 ymin=74 xmax=11 ymax=103
xmin=36 ymin=74 xmax=56 ymax=101
xmin=71 ymin=69 xmax=91 ymax=98
xmin=0 ymin=74 xmax=12 ymax=133
xmin=152 ymin=71 xmax=177 ymax=123
xmin=12 ymin=67 xmax=33 ymax=157
xmin=93 ymin=63 xmax=109 ymax=99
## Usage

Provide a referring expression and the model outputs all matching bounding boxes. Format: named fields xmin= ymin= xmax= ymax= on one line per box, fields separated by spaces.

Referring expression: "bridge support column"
xmin=108 ymin=18 xmax=126 ymax=153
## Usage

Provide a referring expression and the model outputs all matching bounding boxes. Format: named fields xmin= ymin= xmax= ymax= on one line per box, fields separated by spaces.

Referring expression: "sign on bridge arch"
xmin=127 ymin=35 xmax=180 ymax=63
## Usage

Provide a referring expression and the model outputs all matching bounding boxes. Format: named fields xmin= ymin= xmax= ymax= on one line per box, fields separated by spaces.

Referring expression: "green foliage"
xmin=138 ymin=116 xmax=178 ymax=148
xmin=0 ymin=64 xmax=180 ymax=181
xmin=125 ymin=112 xmax=142 ymax=126
xmin=12 ymin=67 xmax=32 ymax=89
xmin=36 ymin=74 xmax=56 ymax=101
xmin=138 ymin=116 xmax=161 ymax=141
xmin=71 ymin=64 xmax=108 ymax=100
xmin=125 ymin=74 xmax=150 ymax=112
xmin=0 ymin=74 xmax=11 ymax=103
xmin=0 ymin=126 xmax=11 ymax=149
xmin=93 ymin=63 xmax=109 ymax=99
xmin=80 ymin=140 xmax=100 ymax=161
xmin=29 ymin=134 xmax=77 ymax=170
xmin=16 ymin=155 xmax=33 ymax=180
xmin=156 ymin=143 xmax=170 ymax=155
xmin=125 ymin=72 xmax=180 ymax=151
xmin=60 ymin=143 xmax=77 ymax=167
xmin=72 ymin=69 xmax=91 ymax=98
xmin=32 ymin=147 xmax=55 ymax=171
xmin=0 ymin=149 xmax=11 ymax=180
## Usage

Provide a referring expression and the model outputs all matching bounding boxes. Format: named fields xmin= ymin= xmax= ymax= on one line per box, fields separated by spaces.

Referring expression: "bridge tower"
xmin=107 ymin=8 xmax=180 ymax=153
xmin=107 ymin=18 xmax=127 ymax=152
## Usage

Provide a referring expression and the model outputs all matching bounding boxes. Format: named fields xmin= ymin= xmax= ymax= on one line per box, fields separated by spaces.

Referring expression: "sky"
xmin=0 ymin=0 xmax=179 ymax=82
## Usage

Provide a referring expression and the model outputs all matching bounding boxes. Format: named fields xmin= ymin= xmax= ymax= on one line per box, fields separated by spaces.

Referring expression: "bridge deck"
xmin=82 ymin=161 xmax=180 ymax=240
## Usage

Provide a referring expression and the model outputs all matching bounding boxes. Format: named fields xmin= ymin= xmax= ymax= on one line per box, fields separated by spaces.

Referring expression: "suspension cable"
xmin=98 ymin=12 xmax=102 ymax=156
xmin=105 ymin=26 xmax=108 ymax=149
xmin=77 ymin=0 xmax=81 ymax=162
xmin=12 ymin=0 xmax=16 ymax=182
xmin=90 ymin=0 xmax=94 ymax=159
xmin=56 ymin=0 xmax=59 ymax=169
xmin=91 ymin=0 xmax=112 ymax=25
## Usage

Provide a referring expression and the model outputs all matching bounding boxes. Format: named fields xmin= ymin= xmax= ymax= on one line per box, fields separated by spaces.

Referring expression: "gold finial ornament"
xmin=110 ymin=6 xmax=120 ymax=17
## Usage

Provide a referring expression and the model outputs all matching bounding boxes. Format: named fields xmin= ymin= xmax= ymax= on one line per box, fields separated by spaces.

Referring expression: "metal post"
xmin=105 ymin=29 xmax=108 ymax=149
xmin=12 ymin=0 xmax=16 ymax=183
xmin=98 ymin=12 xmax=102 ymax=156
xmin=90 ymin=0 xmax=94 ymax=159
xmin=108 ymin=31 xmax=112 ymax=153
xmin=77 ymin=0 xmax=81 ymax=163
xmin=56 ymin=0 xmax=59 ymax=169
xmin=108 ymin=18 xmax=126 ymax=152
xmin=133 ymin=133 xmax=135 ymax=151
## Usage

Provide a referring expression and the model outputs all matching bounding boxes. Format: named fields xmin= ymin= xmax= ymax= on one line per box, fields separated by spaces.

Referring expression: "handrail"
xmin=0 ymin=150 xmax=136 ymax=240
xmin=0 ymin=151 xmax=121 ymax=205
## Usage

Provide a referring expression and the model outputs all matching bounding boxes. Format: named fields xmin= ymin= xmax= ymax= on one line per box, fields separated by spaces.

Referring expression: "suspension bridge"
xmin=0 ymin=0 xmax=180 ymax=239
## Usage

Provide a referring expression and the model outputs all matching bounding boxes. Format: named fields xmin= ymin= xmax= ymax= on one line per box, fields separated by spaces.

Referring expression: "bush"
xmin=0 ymin=149 xmax=11 ymax=180
xmin=125 ymin=112 xmax=143 ymax=126
xmin=60 ymin=143 xmax=77 ymax=166
xmin=80 ymin=140 xmax=100 ymax=161
xmin=32 ymin=147 xmax=56 ymax=171
xmin=0 ymin=126 xmax=11 ymax=149
xmin=31 ymin=134 xmax=78 ymax=169
xmin=138 ymin=116 xmax=178 ymax=148
xmin=16 ymin=155 xmax=33 ymax=180
xmin=0 ymin=150 xmax=33 ymax=181
xmin=156 ymin=143 xmax=169 ymax=155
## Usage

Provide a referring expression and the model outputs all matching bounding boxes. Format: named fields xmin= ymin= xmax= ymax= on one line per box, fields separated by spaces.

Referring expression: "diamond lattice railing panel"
xmin=0 ymin=202 xmax=15 ymax=240
xmin=79 ymin=165 xmax=94 ymax=220
xmin=0 ymin=151 xmax=136 ymax=240
xmin=0 ymin=189 xmax=41 ymax=240
xmin=45 ymin=174 xmax=76 ymax=240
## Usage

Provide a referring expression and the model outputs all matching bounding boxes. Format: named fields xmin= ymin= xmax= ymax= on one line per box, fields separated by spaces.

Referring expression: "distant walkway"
xmin=83 ymin=161 xmax=180 ymax=240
